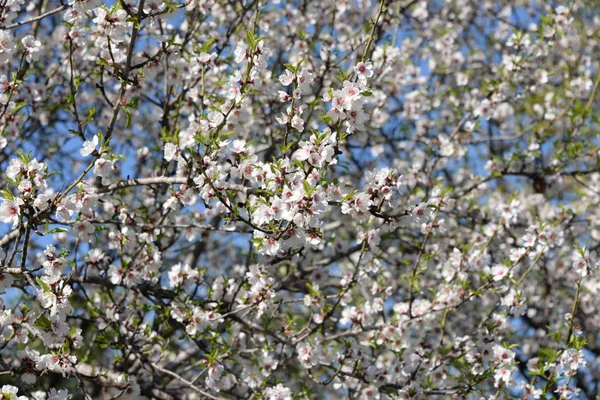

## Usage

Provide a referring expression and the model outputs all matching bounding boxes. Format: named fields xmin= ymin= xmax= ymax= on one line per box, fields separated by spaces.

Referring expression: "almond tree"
xmin=0 ymin=0 xmax=599 ymax=399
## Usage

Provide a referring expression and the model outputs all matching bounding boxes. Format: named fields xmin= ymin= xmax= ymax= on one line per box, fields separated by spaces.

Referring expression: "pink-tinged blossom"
xmin=163 ymin=142 xmax=177 ymax=161
xmin=494 ymin=366 xmax=513 ymax=387
xmin=93 ymin=155 xmax=113 ymax=179
xmin=107 ymin=264 xmax=124 ymax=285
xmin=72 ymin=220 xmax=95 ymax=242
xmin=354 ymin=61 xmax=374 ymax=80
xmin=167 ymin=263 xmax=199 ymax=287
xmin=341 ymin=192 xmax=372 ymax=220
xmin=80 ymin=135 xmax=99 ymax=157
xmin=0 ymin=198 xmax=23 ymax=227
xmin=21 ymin=35 xmax=42 ymax=63
xmin=264 ymin=384 xmax=292 ymax=400
xmin=291 ymin=114 xmax=304 ymax=132
xmin=509 ymin=247 xmax=526 ymax=262
xmin=278 ymin=69 xmax=294 ymax=86
xmin=254 ymin=231 xmax=280 ymax=256
xmin=572 ymin=249 xmax=599 ymax=277
xmin=6 ymin=158 xmax=24 ymax=180
xmin=560 ymin=348 xmax=586 ymax=373
xmin=473 ymin=98 xmax=494 ymax=120
xmin=491 ymin=264 xmax=510 ymax=281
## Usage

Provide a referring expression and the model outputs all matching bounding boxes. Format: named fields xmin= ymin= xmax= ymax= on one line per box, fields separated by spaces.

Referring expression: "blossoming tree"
xmin=0 ymin=0 xmax=599 ymax=399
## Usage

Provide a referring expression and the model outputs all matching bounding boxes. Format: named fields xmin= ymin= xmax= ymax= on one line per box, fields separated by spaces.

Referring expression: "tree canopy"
xmin=0 ymin=0 xmax=599 ymax=399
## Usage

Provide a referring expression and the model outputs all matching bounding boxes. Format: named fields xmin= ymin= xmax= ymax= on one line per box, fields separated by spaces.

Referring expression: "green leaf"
xmin=36 ymin=277 xmax=51 ymax=292
xmin=48 ymin=228 xmax=69 ymax=234
xmin=199 ymin=37 xmax=216 ymax=53
xmin=34 ymin=315 xmax=52 ymax=331
xmin=96 ymin=333 xmax=111 ymax=349
xmin=87 ymin=105 xmax=97 ymax=121
xmin=0 ymin=188 xmax=14 ymax=200
xmin=124 ymin=108 xmax=132 ymax=129
xmin=12 ymin=101 xmax=28 ymax=113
